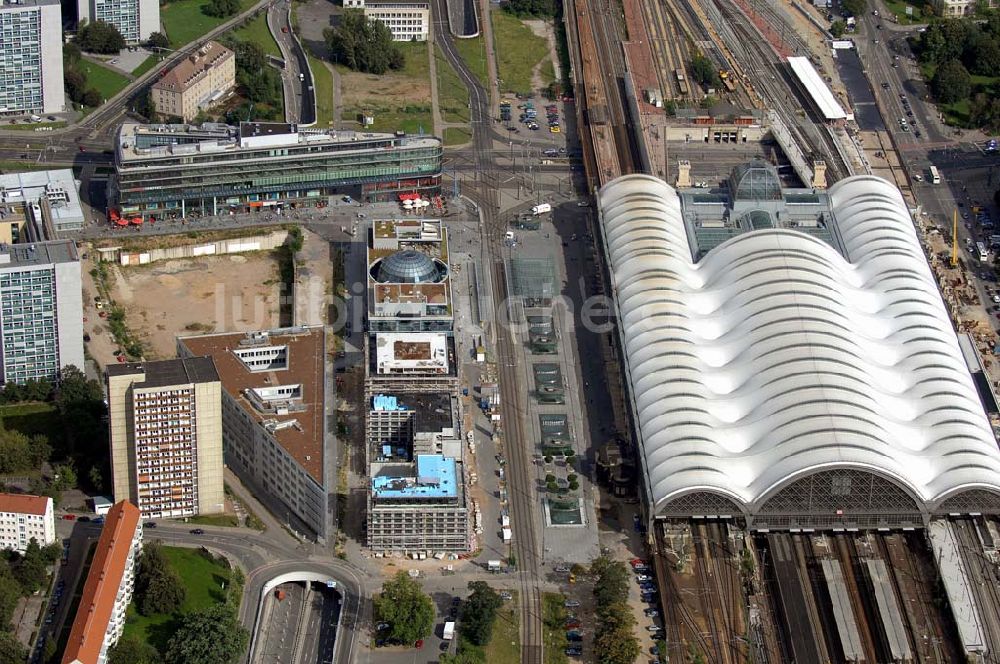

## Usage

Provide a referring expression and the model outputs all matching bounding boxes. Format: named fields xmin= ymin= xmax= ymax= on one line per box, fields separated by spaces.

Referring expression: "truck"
xmin=531 ymin=203 xmax=552 ymax=216
xmin=443 ymin=621 xmax=456 ymax=640
xmin=502 ymin=527 xmax=512 ymax=543
xmin=487 ymin=559 xmax=502 ymax=572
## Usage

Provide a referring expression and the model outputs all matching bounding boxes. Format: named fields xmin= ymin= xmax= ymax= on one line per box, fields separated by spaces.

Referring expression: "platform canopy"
xmin=787 ymin=55 xmax=848 ymax=121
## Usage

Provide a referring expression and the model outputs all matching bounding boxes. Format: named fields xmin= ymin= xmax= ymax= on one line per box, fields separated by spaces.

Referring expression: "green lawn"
xmin=0 ymin=402 xmax=65 ymax=451
xmin=453 ymin=36 xmax=490 ymax=90
xmin=188 ymin=513 xmax=240 ymax=527
xmin=232 ymin=12 xmax=281 ymax=58
xmin=80 ymin=61 xmax=130 ymax=101
xmin=444 ymin=127 xmax=472 ymax=145
xmin=161 ymin=0 xmax=258 ymax=48
xmin=484 ymin=593 xmax=521 ymax=664
xmin=881 ymin=0 xmax=929 ymax=23
xmin=920 ymin=62 xmax=998 ymax=127
xmin=132 ymin=54 xmax=163 ymax=78
xmin=3 ymin=121 xmax=67 ymax=131
xmin=361 ymin=106 xmax=432 ymax=134
xmin=0 ymin=161 xmax=56 ymax=173
xmin=341 ymin=42 xmax=434 ymax=134
xmin=436 ymin=46 xmax=470 ymax=124
xmin=541 ymin=593 xmax=569 ymax=664
xmin=491 ymin=10 xmax=550 ymax=95
xmin=305 ymin=51 xmax=335 ymax=126
xmin=122 ymin=546 xmax=239 ymax=652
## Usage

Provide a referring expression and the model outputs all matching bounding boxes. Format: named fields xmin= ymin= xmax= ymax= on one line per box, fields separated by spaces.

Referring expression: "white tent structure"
xmin=598 ymin=172 xmax=1000 ymax=529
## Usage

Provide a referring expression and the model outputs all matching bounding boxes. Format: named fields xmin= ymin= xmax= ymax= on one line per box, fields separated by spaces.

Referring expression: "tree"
xmin=0 ymin=632 xmax=26 ymax=664
xmin=594 ymin=623 xmax=640 ymax=664
xmin=40 ymin=542 xmax=62 ymax=566
xmin=108 ymin=636 xmax=160 ymax=664
xmin=0 ymin=572 xmax=22 ymax=627
xmin=13 ymin=539 xmax=48 ymax=595
xmin=503 ymin=0 xmax=555 ymax=17
xmin=324 ymin=11 xmax=404 ymax=74
xmin=590 ymin=556 xmax=629 ymax=607
xmin=830 ymin=20 xmax=846 ymax=38
xmin=204 ymin=0 xmax=240 ymax=17
xmin=932 ymin=59 xmax=972 ymax=103
xmin=459 ymin=582 xmax=502 ymax=646
xmin=373 ymin=571 xmax=434 ymax=645
xmin=77 ymin=20 xmax=125 ymax=54
xmin=689 ymin=54 xmax=719 ymax=88
xmin=136 ymin=541 xmax=185 ymax=616
xmin=971 ymin=92 xmax=1000 ymax=131
xmin=164 ymin=605 xmax=248 ymax=664
xmin=841 ymin=0 xmax=866 ymax=15
xmin=968 ymin=35 xmax=1000 ymax=76
xmin=148 ymin=31 xmax=169 ymax=50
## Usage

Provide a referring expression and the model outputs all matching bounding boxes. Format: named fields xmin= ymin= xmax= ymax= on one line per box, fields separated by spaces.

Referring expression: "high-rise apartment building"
xmin=62 ymin=501 xmax=142 ymax=664
xmin=77 ymin=0 xmax=158 ymax=44
xmin=0 ymin=493 xmax=54 ymax=553
xmin=0 ymin=240 xmax=83 ymax=384
xmin=107 ymin=358 xmax=225 ymax=519
xmin=0 ymin=0 xmax=63 ymax=114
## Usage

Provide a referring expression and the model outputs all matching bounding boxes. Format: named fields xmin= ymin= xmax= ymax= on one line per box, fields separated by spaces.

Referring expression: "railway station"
xmin=597 ymin=166 xmax=1000 ymax=663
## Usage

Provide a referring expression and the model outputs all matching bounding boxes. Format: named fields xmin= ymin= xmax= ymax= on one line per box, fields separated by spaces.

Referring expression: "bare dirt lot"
xmin=82 ymin=252 xmax=283 ymax=366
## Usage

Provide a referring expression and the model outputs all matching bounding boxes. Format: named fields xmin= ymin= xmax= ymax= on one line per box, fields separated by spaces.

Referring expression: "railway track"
xmin=430 ymin=3 xmax=544 ymax=660
xmin=952 ymin=518 xmax=1000 ymax=663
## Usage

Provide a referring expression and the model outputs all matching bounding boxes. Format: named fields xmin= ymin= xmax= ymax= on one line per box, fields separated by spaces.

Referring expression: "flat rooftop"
xmin=117 ymin=122 xmax=440 ymax=164
xmin=371 ymin=392 xmax=455 ymax=434
xmin=0 ymin=239 xmax=77 ymax=267
xmin=375 ymin=333 xmax=449 ymax=374
xmin=373 ymin=219 xmax=441 ymax=241
xmin=178 ymin=327 xmax=326 ymax=484
xmin=0 ymin=169 xmax=84 ymax=228
xmin=372 ymin=454 xmax=458 ymax=499
xmin=107 ymin=357 xmax=219 ymax=387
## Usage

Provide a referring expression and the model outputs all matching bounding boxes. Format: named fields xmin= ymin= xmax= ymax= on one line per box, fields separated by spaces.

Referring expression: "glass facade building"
xmin=112 ymin=122 xmax=443 ymax=216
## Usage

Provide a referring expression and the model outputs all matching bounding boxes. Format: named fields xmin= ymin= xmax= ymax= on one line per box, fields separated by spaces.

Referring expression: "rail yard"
xmin=651 ymin=519 xmax=1000 ymax=663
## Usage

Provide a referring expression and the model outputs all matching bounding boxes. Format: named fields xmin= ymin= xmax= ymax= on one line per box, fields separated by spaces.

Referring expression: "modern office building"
xmin=349 ymin=0 xmax=429 ymax=41
xmin=151 ymin=41 xmax=236 ymax=122
xmin=0 ymin=240 xmax=83 ymax=384
xmin=77 ymin=0 xmax=158 ymax=43
xmin=178 ymin=327 xmax=332 ymax=541
xmin=0 ymin=493 xmax=54 ymax=553
xmin=106 ymin=358 xmax=224 ymax=519
xmin=111 ymin=122 xmax=443 ymax=217
xmin=367 ymin=219 xmax=453 ymax=333
xmin=366 ymin=393 xmax=469 ymax=552
xmin=62 ymin=500 xmax=142 ymax=664
xmin=598 ymin=163 xmax=1000 ymax=531
xmin=0 ymin=168 xmax=86 ymax=234
xmin=0 ymin=0 xmax=63 ymax=115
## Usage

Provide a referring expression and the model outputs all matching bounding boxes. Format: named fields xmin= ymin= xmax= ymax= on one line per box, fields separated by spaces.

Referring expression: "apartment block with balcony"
xmin=178 ymin=327 xmax=333 ymax=542
xmin=0 ymin=240 xmax=83 ymax=384
xmin=77 ymin=0 xmax=158 ymax=43
xmin=107 ymin=358 xmax=224 ymax=519
xmin=0 ymin=0 xmax=63 ymax=115
xmin=62 ymin=500 xmax=142 ymax=664
xmin=152 ymin=41 xmax=236 ymax=122
xmin=0 ymin=493 xmax=54 ymax=553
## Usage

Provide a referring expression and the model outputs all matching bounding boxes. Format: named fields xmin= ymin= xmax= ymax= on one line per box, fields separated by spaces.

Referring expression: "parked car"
xmin=143 ymin=521 xmax=157 ymax=528
xmin=636 ymin=574 xmax=652 ymax=582
xmin=189 ymin=528 xmax=205 ymax=535
xmin=564 ymin=599 xmax=580 ymax=608
xmin=644 ymin=608 xmax=660 ymax=617
xmin=565 ymin=647 xmax=582 ymax=657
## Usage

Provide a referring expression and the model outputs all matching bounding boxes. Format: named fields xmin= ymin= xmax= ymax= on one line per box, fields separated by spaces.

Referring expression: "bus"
xmin=977 ymin=241 xmax=989 ymax=262
xmin=929 ymin=165 xmax=941 ymax=184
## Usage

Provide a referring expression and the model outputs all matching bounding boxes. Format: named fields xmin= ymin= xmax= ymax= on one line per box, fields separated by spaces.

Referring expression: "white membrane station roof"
xmin=598 ymin=173 xmax=1000 ymax=528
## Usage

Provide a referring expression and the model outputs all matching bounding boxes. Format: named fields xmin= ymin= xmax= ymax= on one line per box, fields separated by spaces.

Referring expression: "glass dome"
xmin=376 ymin=250 xmax=444 ymax=283
xmin=729 ymin=159 xmax=783 ymax=202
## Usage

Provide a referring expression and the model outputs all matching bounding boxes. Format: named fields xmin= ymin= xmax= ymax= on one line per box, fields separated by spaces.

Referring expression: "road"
xmin=432 ymin=0 xmax=545 ymax=660
xmin=268 ymin=0 xmax=316 ymax=125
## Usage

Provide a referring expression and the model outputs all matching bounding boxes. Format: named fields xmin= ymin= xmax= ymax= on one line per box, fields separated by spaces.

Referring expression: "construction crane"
xmin=952 ymin=209 xmax=959 ymax=267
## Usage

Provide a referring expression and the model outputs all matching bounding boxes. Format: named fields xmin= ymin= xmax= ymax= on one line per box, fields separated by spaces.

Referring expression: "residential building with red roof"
xmin=62 ymin=501 xmax=142 ymax=664
xmin=0 ymin=493 xmax=54 ymax=553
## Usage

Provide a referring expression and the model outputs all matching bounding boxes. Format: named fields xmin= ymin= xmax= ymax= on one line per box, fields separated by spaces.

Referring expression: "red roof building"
xmin=62 ymin=501 xmax=142 ymax=664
